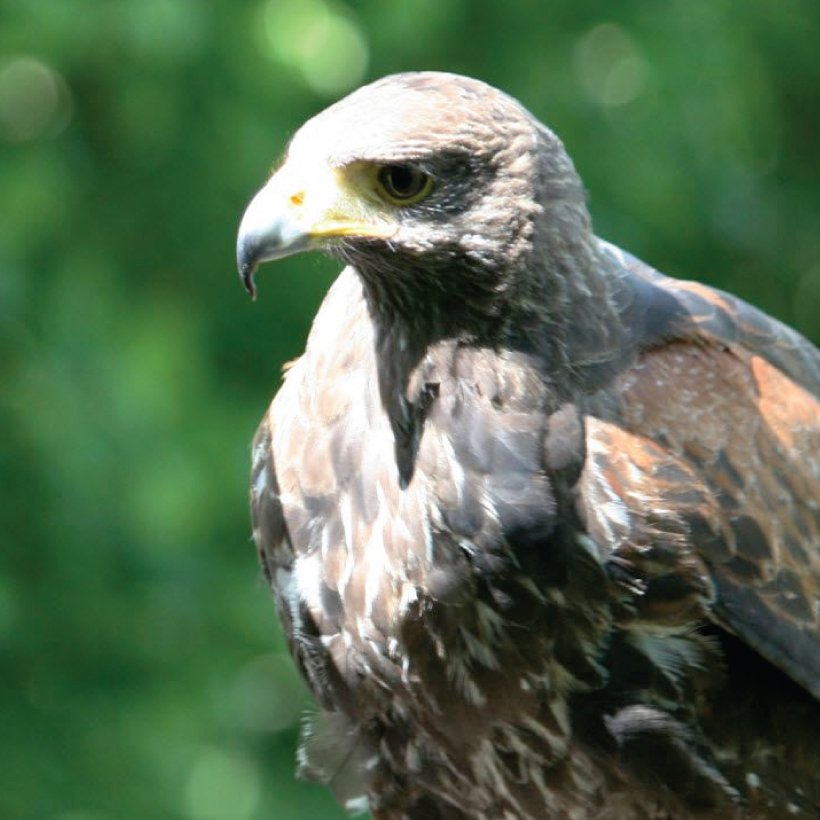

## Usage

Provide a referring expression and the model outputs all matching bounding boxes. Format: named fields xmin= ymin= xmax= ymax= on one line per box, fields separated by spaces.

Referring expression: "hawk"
xmin=236 ymin=72 xmax=820 ymax=820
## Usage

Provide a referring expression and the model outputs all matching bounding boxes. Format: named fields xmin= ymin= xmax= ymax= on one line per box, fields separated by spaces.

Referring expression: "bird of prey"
xmin=236 ymin=72 xmax=820 ymax=820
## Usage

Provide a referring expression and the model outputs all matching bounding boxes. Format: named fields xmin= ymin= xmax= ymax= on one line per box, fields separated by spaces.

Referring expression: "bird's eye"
xmin=376 ymin=164 xmax=433 ymax=205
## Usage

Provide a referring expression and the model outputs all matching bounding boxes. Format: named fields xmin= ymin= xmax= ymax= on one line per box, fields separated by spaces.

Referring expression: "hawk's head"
xmin=237 ymin=72 xmax=590 ymax=313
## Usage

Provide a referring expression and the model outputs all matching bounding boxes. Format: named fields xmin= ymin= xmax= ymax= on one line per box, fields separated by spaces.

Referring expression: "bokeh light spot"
xmin=226 ymin=653 xmax=309 ymax=733
xmin=573 ymin=24 xmax=648 ymax=108
xmin=0 ymin=56 xmax=73 ymax=142
xmin=264 ymin=0 xmax=369 ymax=96
xmin=184 ymin=747 xmax=262 ymax=820
xmin=120 ymin=0 xmax=206 ymax=60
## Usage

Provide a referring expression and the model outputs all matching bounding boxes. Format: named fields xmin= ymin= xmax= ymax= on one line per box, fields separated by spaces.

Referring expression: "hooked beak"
xmin=236 ymin=160 xmax=395 ymax=299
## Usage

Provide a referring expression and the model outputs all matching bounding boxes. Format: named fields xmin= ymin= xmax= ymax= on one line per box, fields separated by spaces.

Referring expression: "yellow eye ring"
xmin=376 ymin=164 xmax=433 ymax=205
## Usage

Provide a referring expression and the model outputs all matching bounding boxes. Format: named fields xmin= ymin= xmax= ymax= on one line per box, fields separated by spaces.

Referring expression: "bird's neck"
xmin=349 ymin=240 xmax=636 ymax=489
xmin=356 ymin=234 xmax=637 ymax=407
xmin=363 ymin=295 xmax=447 ymax=488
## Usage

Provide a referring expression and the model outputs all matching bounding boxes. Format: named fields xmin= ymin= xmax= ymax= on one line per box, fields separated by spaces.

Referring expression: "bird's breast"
xmin=270 ymin=335 xmax=600 ymax=729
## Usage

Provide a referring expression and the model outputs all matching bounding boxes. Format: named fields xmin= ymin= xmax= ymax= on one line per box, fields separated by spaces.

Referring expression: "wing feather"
xmin=602 ymin=239 xmax=820 ymax=394
xmin=581 ymin=258 xmax=820 ymax=701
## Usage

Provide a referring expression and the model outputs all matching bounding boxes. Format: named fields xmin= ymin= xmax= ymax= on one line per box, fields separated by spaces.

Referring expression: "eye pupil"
xmin=379 ymin=164 xmax=429 ymax=201
xmin=387 ymin=166 xmax=416 ymax=195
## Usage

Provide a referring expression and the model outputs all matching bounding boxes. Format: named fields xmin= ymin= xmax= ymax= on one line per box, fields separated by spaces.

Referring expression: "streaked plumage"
xmin=237 ymin=72 xmax=820 ymax=819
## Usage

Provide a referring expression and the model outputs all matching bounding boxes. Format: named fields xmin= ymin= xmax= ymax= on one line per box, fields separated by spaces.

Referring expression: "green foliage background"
xmin=2 ymin=2 xmax=819 ymax=819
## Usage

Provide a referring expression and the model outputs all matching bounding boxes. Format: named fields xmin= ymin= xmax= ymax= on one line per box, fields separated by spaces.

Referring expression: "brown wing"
xmin=582 ymin=248 xmax=820 ymax=702
xmin=602 ymin=240 xmax=820 ymax=396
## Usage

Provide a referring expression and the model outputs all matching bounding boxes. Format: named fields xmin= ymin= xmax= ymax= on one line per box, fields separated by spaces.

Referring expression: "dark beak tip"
xmin=239 ymin=263 xmax=258 ymax=300
xmin=237 ymin=235 xmax=259 ymax=300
